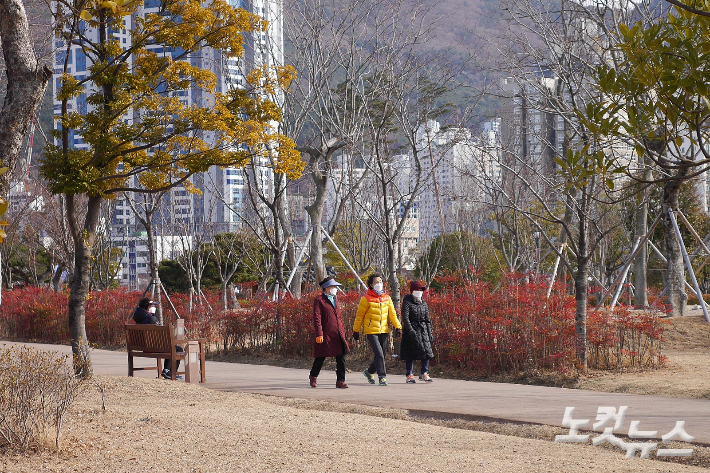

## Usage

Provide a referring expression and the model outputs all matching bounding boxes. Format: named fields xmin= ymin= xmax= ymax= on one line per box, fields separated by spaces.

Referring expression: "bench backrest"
xmin=125 ymin=324 xmax=175 ymax=353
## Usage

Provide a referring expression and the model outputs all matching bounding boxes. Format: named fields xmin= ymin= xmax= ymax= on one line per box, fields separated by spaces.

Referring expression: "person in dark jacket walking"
xmin=132 ymin=297 xmax=183 ymax=380
xmin=310 ymin=277 xmax=350 ymax=388
xmin=400 ymin=281 xmax=434 ymax=383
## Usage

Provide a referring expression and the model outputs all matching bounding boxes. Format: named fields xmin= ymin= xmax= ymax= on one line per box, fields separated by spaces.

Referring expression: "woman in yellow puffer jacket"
xmin=353 ymin=273 xmax=402 ymax=386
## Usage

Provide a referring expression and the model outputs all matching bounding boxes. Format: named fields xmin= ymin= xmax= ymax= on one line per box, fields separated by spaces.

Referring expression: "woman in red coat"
xmin=309 ymin=277 xmax=350 ymax=388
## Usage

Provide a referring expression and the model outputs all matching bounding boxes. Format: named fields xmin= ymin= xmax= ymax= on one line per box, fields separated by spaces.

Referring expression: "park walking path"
xmin=4 ymin=340 xmax=710 ymax=446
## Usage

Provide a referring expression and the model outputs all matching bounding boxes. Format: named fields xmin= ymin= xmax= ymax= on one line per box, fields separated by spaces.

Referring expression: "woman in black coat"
xmin=309 ymin=277 xmax=350 ymax=388
xmin=400 ymin=280 xmax=434 ymax=383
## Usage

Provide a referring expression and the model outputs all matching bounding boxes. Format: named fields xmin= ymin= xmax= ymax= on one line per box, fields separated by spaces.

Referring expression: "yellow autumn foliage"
xmin=48 ymin=0 xmax=301 ymax=197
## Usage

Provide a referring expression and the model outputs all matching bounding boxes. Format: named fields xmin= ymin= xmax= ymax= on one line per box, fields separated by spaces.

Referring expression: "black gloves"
xmin=353 ymin=331 xmax=360 ymax=341
xmin=394 ymin=329 xmax=402 ymax=338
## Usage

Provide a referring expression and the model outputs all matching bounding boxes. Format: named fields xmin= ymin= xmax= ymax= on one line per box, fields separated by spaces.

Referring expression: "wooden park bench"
xmin=125 ymin=323 xmax=206 ymax=383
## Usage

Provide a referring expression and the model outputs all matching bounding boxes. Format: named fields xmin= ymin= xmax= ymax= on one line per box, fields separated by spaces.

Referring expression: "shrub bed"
xmin=0 ymin=274 xmax=667 ymax=377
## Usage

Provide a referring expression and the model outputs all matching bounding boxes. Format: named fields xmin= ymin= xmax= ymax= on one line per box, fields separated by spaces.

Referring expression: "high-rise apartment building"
xmin=52 ymin=0 xmax=284 ymax=288
xmin=500 ymin=70 xmax=566 ymax=181
xmin=416 ymin=120 xmax=500 ymax=243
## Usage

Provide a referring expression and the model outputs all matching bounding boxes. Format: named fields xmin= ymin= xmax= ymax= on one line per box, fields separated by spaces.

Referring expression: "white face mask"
xmin=148 ymin=306 xmax=157 ymax=314
xmin=327 ymin=287 xmax=338 ymax=296
xmin=412 ymin=290 xmax=423 ymax=299
xmin=373 ymin=283 xmax=383 ymax=292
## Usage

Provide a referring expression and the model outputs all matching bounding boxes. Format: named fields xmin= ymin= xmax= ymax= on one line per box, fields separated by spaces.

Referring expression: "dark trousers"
xmin=405 ymin=358 xmax=430 ymax=376
xmin=164 ymin=345 xmax=184 ymax=371
xmin=366 ymin=333 xmax=389 ymax=378
xmin=310 ymin=354 xmax=346 ymax=381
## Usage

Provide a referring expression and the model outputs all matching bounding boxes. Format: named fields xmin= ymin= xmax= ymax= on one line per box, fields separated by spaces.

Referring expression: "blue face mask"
xmin=325 ymin=293 xmax=336 ymax=306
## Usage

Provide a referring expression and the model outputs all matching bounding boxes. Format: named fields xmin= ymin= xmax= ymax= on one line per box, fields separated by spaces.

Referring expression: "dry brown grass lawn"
xmin=577 ymin=315 xmax=710 ymax=399
xmin=1 ymin=375 xmax=709 ymax=473
xmin=2 ymin=315 xmax=710 ymax=472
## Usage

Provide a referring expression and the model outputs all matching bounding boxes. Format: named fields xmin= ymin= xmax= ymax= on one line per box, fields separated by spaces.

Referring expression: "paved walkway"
xmin=4 ymin=340 xmax=709 ymax=445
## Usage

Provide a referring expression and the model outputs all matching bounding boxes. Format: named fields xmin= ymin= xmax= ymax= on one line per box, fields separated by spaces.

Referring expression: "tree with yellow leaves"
xmin=48 ymin=0 xmax=301 ymax=376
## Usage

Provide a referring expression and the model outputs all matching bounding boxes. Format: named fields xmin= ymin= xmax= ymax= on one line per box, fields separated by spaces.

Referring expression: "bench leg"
xmin=157 ymin=358 xmax=162 ymax=378
xmin=200 ymin=351 xmax=206 ymax=383
xmin=128 ymin=354 xmax=134 ymax=377
xmin=199 ymin=341 xmax=206 ymax=383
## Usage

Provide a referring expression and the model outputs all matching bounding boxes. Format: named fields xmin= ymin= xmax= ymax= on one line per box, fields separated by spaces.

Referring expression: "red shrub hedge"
xmin=0 ymin=286 xmax=142 ymax=345
xmin=0 ymin=274 xmax=667 ymax=376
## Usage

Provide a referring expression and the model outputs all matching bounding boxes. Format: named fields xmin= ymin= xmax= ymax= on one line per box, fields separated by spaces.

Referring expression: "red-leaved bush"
xmin=0 ymin=286 xmax=144 ymax=346
xmin=0 ymin=273 xmax=667 ymax=376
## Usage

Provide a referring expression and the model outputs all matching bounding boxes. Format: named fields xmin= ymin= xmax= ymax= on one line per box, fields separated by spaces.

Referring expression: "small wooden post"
xmin=184 ymin=340 xmax=200 ymax=384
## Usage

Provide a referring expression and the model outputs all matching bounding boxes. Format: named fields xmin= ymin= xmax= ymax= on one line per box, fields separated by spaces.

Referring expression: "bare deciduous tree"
xmin=475 ymin=0 xmax=663 ymax=365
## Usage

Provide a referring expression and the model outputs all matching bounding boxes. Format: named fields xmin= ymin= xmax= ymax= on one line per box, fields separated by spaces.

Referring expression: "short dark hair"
xmin=367 ymin=273 xmax=383 ymax=288
xmin=138 ymin=297 xmax=152 ymax=309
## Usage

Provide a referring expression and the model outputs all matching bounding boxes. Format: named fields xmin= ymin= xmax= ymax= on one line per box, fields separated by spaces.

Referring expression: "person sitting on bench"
xmin=132 ymin=297 xmax=184 ymax=380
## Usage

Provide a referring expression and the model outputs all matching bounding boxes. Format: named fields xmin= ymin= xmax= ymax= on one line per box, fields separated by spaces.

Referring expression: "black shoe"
xmin=161 ymin=369 xmax=171 ymax=379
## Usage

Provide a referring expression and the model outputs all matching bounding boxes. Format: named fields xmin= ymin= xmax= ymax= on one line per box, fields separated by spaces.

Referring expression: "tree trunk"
xmin=52 ymin=262 xmax=65 ymax=292
xmin=258 ymin=263 xmax=272 ymax=293
xmin=574 ymin=197 xmax=589 ymax=370
xmin=634 ymin=199 xmax=648 ymax=307
xmin=0 ymin=0 xmax=52 ymax=197
xmin=67 ymin=195 xmax=101 ymax=377
xmin=278 ymin=184 xmax=301 ymax=297
xmin=221 ymin=281 xmax=228 ymax=311
xmin=663 ymin=181 xmax=686 ymax=317
xmin=273 ymin=224 xmax=286 ymax=300
xmin=227 ymin=282 xmax=239 ymax=309
xmin=557 ymin=194 xmax=574 ymax=282
xmin=386 ymin=240 xmax=401 ymax=310
xmin=574 ymin=254 xmax=588 ymax=370
xmin=306 ymin=168 xmax=327 ymax=285
xmin=195 ymin=260 xmax=203 ymax=299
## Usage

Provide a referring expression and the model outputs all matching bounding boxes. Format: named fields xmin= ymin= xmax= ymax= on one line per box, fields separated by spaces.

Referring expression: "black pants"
xmin=164 ymin=345 xmax=184 ymax=371
xmin=310 ymin=354 xmax=346 ymax=381
xmin=366 ymin=333 xmax=389 ymax=378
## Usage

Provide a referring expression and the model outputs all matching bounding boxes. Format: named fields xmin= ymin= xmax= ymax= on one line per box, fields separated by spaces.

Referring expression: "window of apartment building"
xmin=55 ymin=49 xmax=72 ymax=67
xmin=75 ymin=50 xmax=86 ymax=72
